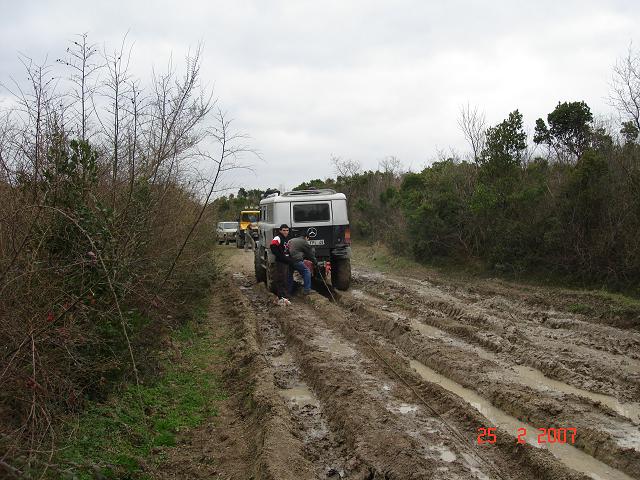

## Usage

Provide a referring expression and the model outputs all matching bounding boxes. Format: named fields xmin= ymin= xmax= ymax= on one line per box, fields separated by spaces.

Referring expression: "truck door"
xmin=289 ymin=201 xmax=333 ymax=251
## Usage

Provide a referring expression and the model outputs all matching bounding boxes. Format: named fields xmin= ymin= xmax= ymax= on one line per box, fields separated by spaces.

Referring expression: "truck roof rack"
xmin=262 ymin=189 xmax=281 ymax=199
xmin=281 ymin=189 xmax=337 ymax=196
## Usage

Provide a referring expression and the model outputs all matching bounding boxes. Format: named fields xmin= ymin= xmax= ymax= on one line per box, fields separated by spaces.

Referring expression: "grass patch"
xmin=352 ymin=243 xmax=424 ymax=275
xmin=352 ymin=242 xmax=484 ymax=281
xmin=572 ymin=290 xmax=640 ymax=322
xmin=593 ymin=290 xmax=640 ymax=313
xmin=566 ymin=303 xmax=594 ymax=315
xmin=52 ymin=306 xmax=227 ymax=479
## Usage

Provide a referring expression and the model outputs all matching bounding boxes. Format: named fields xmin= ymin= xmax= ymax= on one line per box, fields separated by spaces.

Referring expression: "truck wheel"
xmin=265 ymin=260 xmax=278 ymax=294
xmin=332 ymin=258 xmax=351 ymax=290
xmin=255 ymin=252 xmax=266 ymax=283
xmin=225 ymin=236 xmax=230 ymax=245
xmin=218 ymin=240 xmax=223 ymax=245
xmin=236 ymin=233 xmax=244 ymax=249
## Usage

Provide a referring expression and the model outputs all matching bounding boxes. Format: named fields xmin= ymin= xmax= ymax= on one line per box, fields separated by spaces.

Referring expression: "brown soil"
xmin=152 ymin=247 xmax=640 ymax=479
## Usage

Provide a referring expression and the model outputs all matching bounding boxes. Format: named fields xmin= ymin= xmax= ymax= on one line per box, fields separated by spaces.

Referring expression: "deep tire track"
xmin=338 ymin=289 xmax=640 ymax=479
xmin=352 ymin=271 xmax=640 ymax=402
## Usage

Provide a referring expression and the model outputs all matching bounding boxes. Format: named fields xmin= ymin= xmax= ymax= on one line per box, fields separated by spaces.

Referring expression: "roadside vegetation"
xmin=288 ymin=48 xmax=640 ymax=298
xmin=211 ymin=187 xmax=265 ymax=221
xmin=52 ymin=304 xmax=227 ymax=479
xmin=0 ymin=35 xmax=247 ymax=477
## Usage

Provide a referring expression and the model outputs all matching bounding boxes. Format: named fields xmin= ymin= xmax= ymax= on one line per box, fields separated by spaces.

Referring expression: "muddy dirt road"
xmin=208 ymin=249 xmax=640 ymax=480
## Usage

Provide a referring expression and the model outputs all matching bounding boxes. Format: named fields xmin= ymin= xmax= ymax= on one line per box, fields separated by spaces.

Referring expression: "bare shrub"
xmin=458 ymin=103 xmax=486 ymax=165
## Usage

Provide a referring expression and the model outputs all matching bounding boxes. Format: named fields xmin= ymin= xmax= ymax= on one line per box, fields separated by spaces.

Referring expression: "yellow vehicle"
xmin=236 ymin=210 xmax=259 ymax=249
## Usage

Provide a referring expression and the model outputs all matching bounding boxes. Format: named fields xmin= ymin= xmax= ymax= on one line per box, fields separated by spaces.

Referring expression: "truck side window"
xmin=266 ymin=205 xmax=274 ymax=222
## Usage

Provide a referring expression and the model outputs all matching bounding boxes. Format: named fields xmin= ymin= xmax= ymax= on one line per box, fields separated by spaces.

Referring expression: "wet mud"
xmin=346 ymin=270 xmax=640 ymax=478
xmin=194 ymin=250 xmax=639 ymax=479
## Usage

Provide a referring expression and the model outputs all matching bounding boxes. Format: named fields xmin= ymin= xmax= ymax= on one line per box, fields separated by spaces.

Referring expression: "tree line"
xmin=289 ymin=48 xmax=640 ymax=294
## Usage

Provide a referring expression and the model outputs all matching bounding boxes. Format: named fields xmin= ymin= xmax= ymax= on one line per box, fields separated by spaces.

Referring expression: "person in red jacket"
xmin=270 ymin=224 xmax=293 ymax=305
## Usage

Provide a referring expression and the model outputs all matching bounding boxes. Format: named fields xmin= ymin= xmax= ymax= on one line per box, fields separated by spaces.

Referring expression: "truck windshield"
xmin=222 ymin=222 xmax=238 ymax=229
xmin=241 ymin=213 xmax=258 ymax=222
xmin=293 ymin=203 xmax=330 ymax=222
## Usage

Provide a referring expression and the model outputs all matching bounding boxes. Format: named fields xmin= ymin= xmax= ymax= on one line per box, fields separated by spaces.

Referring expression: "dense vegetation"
xmin=0 ymin=36 xmax=243 ymax=476
xmin=211 ymin=187 xmax=265 ymax=221
xmin=397 ymin=105 xmax=639 ymax=290
xmin=285 ymin=50 xmax=640 ymax=294
xmin=288 ymin=99 xmax=639 ymax=294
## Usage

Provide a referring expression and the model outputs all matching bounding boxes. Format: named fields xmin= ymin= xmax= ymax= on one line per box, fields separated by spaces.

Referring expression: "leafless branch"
xmin=458 ymin=102 xmax=486 ymax=164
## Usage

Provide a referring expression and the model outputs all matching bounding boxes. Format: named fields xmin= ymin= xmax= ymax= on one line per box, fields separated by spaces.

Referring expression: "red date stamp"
xmin=477 ymin=427 xmax=577 ymax=445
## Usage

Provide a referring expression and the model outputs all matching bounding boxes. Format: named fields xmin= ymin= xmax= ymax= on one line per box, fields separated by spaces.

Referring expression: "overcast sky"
xmin=1 ymin=0 xmax=638 ymax=192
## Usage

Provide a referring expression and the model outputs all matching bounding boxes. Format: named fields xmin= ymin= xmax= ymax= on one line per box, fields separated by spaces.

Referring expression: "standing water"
xmin=410 ymin=359 xmax=635 ymax=480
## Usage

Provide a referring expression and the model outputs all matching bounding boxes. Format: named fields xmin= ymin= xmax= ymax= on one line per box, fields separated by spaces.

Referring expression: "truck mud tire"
xmin=225 ymin=237 xmax=230 ymax=245
xmin=331 ymin=258 xmax=351 ymax=290
xmin=265 ymin=261 xmax=278 ymax=294
xmin=255 ymin=253 xmax=267 ymax=283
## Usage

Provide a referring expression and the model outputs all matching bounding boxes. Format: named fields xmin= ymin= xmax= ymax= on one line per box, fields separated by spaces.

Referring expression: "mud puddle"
xmin=460 ymin=453 xmax=492 ymax=480
xmin=410 ymin=359 xmax=635 ymax=480
xmin=362 ymin=270 xmax=640 ymax=400
xmin=347 ymin=286 xmax=640 ymax=476
xmin=412 ymin=312 xmax=640 ymax=423
xmin=311 ymin=329 xmax=357 ymax=358
xmin=279 ymin=383 xmax=321 ymax=408
xmin=510 ymin=365 xmax=640 ymax=424
xmin=250 ymin=288 xmax=350 ymax=478
xmin=387 ymin=402 xmax=419 ymax=415
xmin=408 ymin=318 xmax=446 ymax=338
xmin=408 ymin=317 xmax=499 ymax=362
xmin=381 ymin=297 xmax=638 ymax=420
xmin=350 ymin=288 xmax=379 ymax=303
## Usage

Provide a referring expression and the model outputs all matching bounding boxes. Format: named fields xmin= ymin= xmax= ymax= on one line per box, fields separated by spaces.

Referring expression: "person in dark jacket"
xmin=287 ymin=234 xmax=317 ymax=295
xmin=270 ymin=224 xmax=293 ymax=304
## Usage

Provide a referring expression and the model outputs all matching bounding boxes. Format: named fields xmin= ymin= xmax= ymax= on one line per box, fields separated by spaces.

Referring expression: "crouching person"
xmin=288 ymin=233 xmax=318 ymax=296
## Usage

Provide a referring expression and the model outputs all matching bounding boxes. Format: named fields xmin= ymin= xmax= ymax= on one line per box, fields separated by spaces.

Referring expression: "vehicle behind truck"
xmin=236 ymin=210 xmax=259 ymax=249
xmin=254 ymin=189 xmax=351 ymax=291
xmin=216 ymin=221 xmax=239 ymax=245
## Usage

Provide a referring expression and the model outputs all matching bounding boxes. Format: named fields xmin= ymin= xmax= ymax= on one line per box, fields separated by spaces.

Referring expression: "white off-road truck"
xmin=254 ymin=189 xmax=352 ymax=291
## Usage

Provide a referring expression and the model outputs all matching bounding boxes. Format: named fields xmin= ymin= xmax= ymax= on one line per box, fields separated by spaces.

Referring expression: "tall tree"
xmin=480 ymin=109 xmax=527 ymax=175
xmin=534 ymin=101 xmax=593 ymax=162
xmin=620 ymin=120 xmax=639 ymax=144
